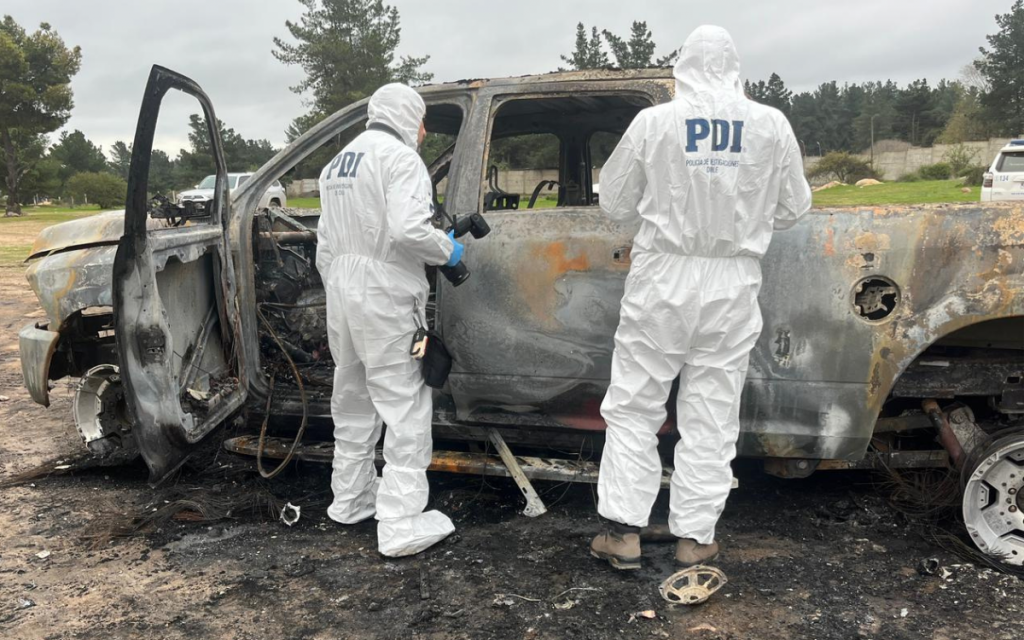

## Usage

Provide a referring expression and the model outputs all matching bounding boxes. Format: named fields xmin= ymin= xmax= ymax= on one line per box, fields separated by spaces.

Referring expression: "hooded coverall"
xmin=316 ymin=83 xmax=456 ymax=557
xmin=597 ymin=26 xmax=813 ymax=544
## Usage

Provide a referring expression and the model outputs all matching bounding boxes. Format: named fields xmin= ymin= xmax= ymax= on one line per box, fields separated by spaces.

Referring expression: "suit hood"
xmin=673 ymin=26 xmax=742 ymax=100
xmin=366 ymin=83 xmax=425 ymax=148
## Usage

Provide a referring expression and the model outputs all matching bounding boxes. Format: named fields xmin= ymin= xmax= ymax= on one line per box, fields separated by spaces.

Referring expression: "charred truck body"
xmin=18 ymin=66 xmax=1024 ymax=564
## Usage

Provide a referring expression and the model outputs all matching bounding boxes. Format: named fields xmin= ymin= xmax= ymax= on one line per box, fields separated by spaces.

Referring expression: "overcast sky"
xmin=6 ymin=0 xmax=1010 ymax=156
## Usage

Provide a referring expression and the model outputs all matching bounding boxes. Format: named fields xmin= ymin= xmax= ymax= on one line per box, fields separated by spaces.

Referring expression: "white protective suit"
xmin=597 ymin=26 xmax=812 ymax=544
xmin=316 ymin=83 xmax=456 ymax=557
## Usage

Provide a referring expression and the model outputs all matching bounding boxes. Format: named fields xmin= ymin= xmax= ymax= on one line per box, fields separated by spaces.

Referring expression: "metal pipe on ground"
xmin=923 ymin=399 xmax=964 ymax=468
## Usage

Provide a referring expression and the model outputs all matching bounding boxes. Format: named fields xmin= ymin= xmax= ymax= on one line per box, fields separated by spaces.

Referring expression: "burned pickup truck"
xmin=19 ymin=66 xmax=1024 ymax=564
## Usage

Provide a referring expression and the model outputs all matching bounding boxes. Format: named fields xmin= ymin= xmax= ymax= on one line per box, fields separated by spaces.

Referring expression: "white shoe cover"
xmin=377 ymin=510 xmax=455 ymax=557
xmin=327 ymin=476 xmax=379 ymax=525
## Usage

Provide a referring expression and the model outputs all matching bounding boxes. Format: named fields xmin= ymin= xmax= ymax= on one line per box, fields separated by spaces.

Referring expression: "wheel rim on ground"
xmin=73 ymin=364 xmax=136 ymax=462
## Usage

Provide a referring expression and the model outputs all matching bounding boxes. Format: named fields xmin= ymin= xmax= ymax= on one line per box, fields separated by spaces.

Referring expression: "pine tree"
xmin=0 ymin=17 xmax=81 ymax=215
xmin=851 ymin=82 xmax=897 ymax=151
xmin=559 ymin=22 xmax=608 ymax=70
xmin=893 ymin=79 xmax=941 ymax=145
xmin=976 ymin=0 xmax=1024 ymax=135
xmin=176 ymin=115 xmax=277 ymax=186
xmin=107 ymin=141 xmax=132 ymax=181
xmin=49 ymin=130 xmax=107 ymax=191
xmin=745 ymin=79 xmax=768 ymax=102
xmin=764 ymin=73 xmax=792 ymax=116
xmin=273 ymin=0 xmax=432 ymax=118
xmin=603 ymin=21 xmax=660 ymax=69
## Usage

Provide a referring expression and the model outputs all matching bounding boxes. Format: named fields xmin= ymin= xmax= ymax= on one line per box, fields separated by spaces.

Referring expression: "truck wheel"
xmin=963 ymin=430 xmax=1024 ymax=565
xmin=73 ymin=364 xmax=138 ymax=465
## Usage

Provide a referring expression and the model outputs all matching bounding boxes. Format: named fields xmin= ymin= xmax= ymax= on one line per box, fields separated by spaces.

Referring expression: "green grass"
xmin=529 ymin=195 xmax=558 ymax=209
xmin=0 ymin=206 xmax=109 ymax=269
xmin=289 ymin=197 xmax=322 ymax=209
xmin=812 ymin=180 xmax=981 ymax=207
xmin=17 ymin=203 xmax=102 ymax=215
xmin=0 ymin=244 xmax=31 ymax=267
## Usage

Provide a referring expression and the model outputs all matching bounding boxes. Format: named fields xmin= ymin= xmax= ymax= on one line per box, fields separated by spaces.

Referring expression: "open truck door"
xmin=114 ymin=66 xmax=247 ymax=485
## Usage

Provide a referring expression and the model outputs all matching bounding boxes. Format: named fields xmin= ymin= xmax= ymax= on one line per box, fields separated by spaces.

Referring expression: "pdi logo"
xmin=685 ymin=119 xmax=744 ymax=153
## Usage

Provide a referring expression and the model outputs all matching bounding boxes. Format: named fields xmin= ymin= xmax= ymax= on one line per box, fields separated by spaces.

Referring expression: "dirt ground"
xmin=1 ymin=261 xmax=1023 ymax=640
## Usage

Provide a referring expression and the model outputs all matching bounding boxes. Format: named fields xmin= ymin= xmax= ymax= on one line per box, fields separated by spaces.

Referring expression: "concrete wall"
xmin=803 ymin=138 xmax=1010 ymax=183
xmin=286 ymin=179 xmax=319 ymax=198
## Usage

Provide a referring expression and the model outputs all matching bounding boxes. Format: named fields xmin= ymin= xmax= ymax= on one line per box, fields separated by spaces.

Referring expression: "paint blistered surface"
xmin=444 ymin=203 xmax=1024 ymax=461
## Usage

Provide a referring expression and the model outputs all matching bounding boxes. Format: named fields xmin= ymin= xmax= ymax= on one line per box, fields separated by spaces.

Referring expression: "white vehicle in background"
xmin=981 ymin=140 xmax=1024 ymax=201
xmin=178 ymin=172 xmax=287 ymax=208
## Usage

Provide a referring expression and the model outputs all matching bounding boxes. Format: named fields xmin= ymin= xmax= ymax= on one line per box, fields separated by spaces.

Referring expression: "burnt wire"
xmin=875 ymin=450 xmax=1024 ymax=577
xmin=255 ymin=304 xmax=309 ymax=480
xmin=171 ymin=350 xmax=220 ymax=389
xmin=538 ymin=437 xmax=595 ymax=510
xmin=456 ymin=439 xmax=502 ymax=511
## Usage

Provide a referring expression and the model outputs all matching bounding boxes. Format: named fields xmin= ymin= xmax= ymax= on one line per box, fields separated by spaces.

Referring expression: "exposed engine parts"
xmin=254 ymin=209 xmax=333 ymax=386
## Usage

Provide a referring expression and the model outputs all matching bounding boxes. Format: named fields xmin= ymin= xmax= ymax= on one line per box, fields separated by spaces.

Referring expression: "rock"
xmin=855 ymin=178 xmax=883 ymax=187
xmin=812 ymin=180 xmax=846 ymax=192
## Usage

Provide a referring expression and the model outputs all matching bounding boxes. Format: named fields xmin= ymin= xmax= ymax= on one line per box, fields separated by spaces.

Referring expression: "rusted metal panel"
xmin=441 ymin=203 xmax=1024 ymax=461
xmin=815 ymin=450 xmax=951 ymax=470
xmin=28 ymin=210 xmax=127 ymax=258
xmin=18 ymin=322 xmax=60 ymax=407
xmin=890 ymin=349 xmax=1023 ymax=398
xmin=442 ymin=210 xmax=634 ymax=415
xmin=24 ymin=210 xmax=172 ymax=329
xmin=25 ymin=245 xmax=117 ymax=327
xmin=223 ymin=434 xmax=677 ymax=487
xmin=27 ymin=209 xmax=170 ymax=260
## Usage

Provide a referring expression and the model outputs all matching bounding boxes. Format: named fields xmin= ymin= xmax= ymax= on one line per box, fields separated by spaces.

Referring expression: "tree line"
xmin=0 ymin=18 xmax=278 ymax=214
xmin=3 ymin=1 xmax=1024 ymax=214
xmin=560 ymin=4 xmax=1024 ymax=155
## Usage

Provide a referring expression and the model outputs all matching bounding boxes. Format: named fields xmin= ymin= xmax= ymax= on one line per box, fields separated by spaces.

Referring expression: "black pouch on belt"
xmin=410 ymin=309 xmax=453 ymax=389
xmin=420 ymin=329 xmax=452 ymax=389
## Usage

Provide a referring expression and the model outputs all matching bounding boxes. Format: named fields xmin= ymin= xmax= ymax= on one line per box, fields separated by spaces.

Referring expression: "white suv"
xmin=178 ymin=172 xmax=287 ymax=208
xmin=981 ymin=140 xmax=1024 ymax=201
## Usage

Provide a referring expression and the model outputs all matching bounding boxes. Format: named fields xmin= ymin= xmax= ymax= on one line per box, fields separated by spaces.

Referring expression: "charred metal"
xmin=16 ymin=67 xmax=1024 ymax=494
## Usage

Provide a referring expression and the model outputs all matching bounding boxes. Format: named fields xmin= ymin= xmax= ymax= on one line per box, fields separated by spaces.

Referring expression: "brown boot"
xmin=674 ymin=538 xmax=720 ymax=567
xmin=590 ymin=520 xmax=642 ymax=570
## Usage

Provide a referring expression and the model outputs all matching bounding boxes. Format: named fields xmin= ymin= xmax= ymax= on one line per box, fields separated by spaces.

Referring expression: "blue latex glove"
xmin=446 ymin=231 xmax=464 ymax=267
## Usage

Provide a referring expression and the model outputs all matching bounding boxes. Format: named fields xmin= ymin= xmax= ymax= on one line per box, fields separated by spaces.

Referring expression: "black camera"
xmin=438 ymin=213 xmax=490 ymax=286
